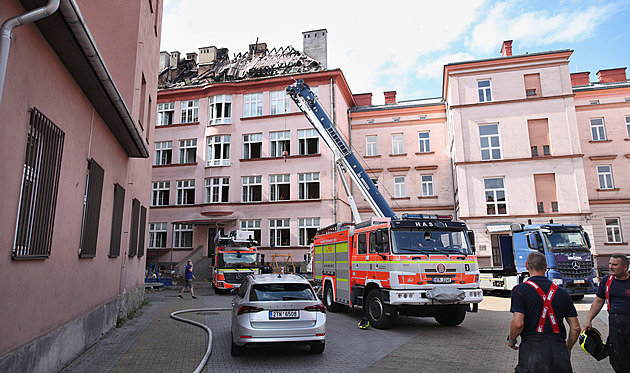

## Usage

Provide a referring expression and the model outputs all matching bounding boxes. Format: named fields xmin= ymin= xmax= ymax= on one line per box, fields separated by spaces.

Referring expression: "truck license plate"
xmin=269 ymin=310 xmax=299 ymax=319
xmin=574 ymin=280 xmax=585 ymax=284
xmin=433 ymin=277 xmax=452 ymax=284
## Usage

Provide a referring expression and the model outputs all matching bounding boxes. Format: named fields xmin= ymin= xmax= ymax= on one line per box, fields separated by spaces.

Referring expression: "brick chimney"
xmin=170 ymin=51 xmax=180 ymax=67
xmin=596 ymin=68 xmax=627 ymax=83
xmin=249 ymin=42 xmax=267 ymax=57
xmin=384 ymin=91 xmax=396 ymax=104
xmin=353 ymin=93 xmax=372 ymax=106
xmin=186 ymin=52 xmax=198 ymax=63
xmin=501 ymin=40 xmax=513 ymax=57
xmin=570 ymin=72 xmax=590 ymax=86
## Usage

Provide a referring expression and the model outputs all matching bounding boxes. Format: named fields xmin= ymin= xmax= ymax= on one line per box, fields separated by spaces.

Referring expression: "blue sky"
xmin=161 ymin=0 xmax=630 ymax=104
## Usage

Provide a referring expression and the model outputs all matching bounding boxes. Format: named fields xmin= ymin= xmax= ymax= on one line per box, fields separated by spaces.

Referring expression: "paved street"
xmin=61 ymin=281 xmax=614 ymax=373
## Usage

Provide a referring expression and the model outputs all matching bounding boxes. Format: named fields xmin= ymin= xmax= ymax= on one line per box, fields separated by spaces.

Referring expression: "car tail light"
xmin=237 ymin=305 xmax=263 ymax=315
xmin=304 ymin=304 xmax=326 ymax=313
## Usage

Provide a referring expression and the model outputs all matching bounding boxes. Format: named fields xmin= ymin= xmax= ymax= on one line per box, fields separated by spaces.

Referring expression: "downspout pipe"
xmin=0 ymin=0 xmax=60 ymax=108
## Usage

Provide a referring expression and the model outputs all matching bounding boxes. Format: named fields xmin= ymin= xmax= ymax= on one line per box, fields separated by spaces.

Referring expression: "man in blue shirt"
xmin=584 ymin=254 xmax=630 ymax=372
xmin=508 ymin=252 xmax=581 ymax=373
xmin=178 ymin=259 xmax=197 ymax=299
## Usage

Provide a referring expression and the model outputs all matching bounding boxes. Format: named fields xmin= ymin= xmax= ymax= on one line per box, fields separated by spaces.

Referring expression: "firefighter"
xmin=507 ymin=252 xmax=581 ymax=373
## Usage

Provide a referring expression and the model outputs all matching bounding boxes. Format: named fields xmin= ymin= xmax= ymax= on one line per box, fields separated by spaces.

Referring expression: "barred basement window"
xmin=551 ymin=201 xmax=559 ymax=212
xmin=537 ymin=202 xmax=545 ymax=213
xmin=13 ymin=108 xmax=65 ymax=260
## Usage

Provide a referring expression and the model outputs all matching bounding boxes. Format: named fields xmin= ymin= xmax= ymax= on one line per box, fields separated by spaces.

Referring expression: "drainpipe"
xmin=0 ymin=0 xmax=60 ymax=108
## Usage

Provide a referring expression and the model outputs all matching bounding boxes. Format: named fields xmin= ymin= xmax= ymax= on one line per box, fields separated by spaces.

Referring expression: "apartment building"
xmin=0 ymin=1 xmax=162 ymax=371
xmin=152 ymin=31 xmax=355 ymax=267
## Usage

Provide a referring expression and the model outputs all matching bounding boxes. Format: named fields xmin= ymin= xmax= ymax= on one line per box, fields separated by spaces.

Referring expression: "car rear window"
xmin=250 ymin=283 xmax=316 ymax=301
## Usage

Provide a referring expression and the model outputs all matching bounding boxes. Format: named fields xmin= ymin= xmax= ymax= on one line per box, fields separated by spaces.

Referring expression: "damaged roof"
xmin=159 ymin=46 xmax=324 ymax=89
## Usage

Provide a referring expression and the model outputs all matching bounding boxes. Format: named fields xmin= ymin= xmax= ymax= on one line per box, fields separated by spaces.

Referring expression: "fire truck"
xmin=211 ymin=230 xmax=262 ymax=293
xmin=286 ymin=79 xmax=483 ymax=329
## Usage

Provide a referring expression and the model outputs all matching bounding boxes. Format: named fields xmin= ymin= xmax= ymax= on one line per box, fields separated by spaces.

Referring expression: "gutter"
xmin=0 ymin=0 xmax=60 ymax=108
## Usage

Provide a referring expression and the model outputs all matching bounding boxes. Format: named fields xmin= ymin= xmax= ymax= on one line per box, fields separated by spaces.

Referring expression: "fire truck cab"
xmin=211 ymin=230 xmax=261 ymax=293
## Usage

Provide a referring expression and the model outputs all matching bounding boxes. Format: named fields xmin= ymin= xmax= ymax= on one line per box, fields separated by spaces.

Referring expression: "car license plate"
xmin=433 ymin=277 xmax=452 ymax=284
xmin=574 ymin=280 xmax=585 ymax=284
xmin=269 ymin=310 xmax=299 ymax=319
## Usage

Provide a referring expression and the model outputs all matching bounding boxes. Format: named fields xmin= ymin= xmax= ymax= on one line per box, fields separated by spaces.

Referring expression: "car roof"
xmin=248 ymin=273 xmax=310 ymax=285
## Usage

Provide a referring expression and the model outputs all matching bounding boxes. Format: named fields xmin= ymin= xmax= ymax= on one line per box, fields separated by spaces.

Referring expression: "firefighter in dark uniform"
xmin=507 ymin=252 xmax=581 ymax=373
xmin=584 ymin=254 xmax=630 ymax=372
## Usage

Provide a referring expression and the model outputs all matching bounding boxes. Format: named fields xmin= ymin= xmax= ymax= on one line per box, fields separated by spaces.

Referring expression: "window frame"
xmin=148 ymin=222 xmax=168 ymax=249
xmin=479 ymin=124 xmax=502 ymax=161
xmin=152 ymin=181 xmax=170 ymax=206
xmin=241 ymin=219 xmax=261 ymax=246
xmin=590 ymin=118 xmax=607 ymax=141
xmin=366 ymin=135 xmax=378 ymax=156
xmin=205 ymin=177 xmax=230 ymax=203
xmin=394 ymin=176 xmax=406 ymax=198
xmin=298 ymin=172 xmax=320 ymax=200
xmin=605 ymin=218 xmax=623 ymax=243
xmin=269 ymin=218 xmax=290 ymax=247
xmin=484 ymin=177 xmax=507 ymax=215
xmin=477 ymin=79 xmax=492 ymax=102
xmin=298 ymin=129 xmax=319 ymax=155
xmin=299 ymin=218 xmax=320 ymax=246
xmin=173 ymin=223 xmax=193 ymax=248
xmin=209 ymin=94 xmax=232 ymax=125
xmin=421 ymin=175 xmax=434 ymax=197
xmin=207 ymin=135 xmax=231 ymax=167
xmin=180 ymin=100 xmax=199 ymax=123
xmin=625 ymin=116 xmax=630 ymax=139
xmin=176 ymin=179 xmax=195 ymax=205
xmin=242 ymin=133 xmax=262 ymax=160
xmin=392 ymin=133 xmax=404 ymax=155
xmin=418 ymin=131 xmax=431 ymax=153
xmin=270 ymin=90 xmax=290 ymax=115
xmin=178 ymin=139 xmax=197 ymax=164
xmin=154 ymin=140 xmax=172 ymax=166
xmin=270 ymin=131 xmax=290 ymax=157
xmin=243 ymin=92 xmax=263 ymax=118
xmin=157 ymin=102 xmax=174 ymax=126
xmin=597 ymin=165 xmax=614 ymax=189
xmin=270 ymin=174 xmax=291 ymax=201
xmin=242 ymin=176 xmax=262 ymax=203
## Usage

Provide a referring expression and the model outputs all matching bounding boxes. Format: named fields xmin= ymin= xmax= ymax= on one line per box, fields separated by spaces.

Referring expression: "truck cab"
xmin=211 ymin=230 xmax=262 ymax=293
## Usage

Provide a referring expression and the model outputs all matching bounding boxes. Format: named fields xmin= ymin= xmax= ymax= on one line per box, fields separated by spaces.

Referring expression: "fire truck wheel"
xmin=434 ymin=305 xmax=466 ymax=326
xmin=365 ymin=288 xmax=397 ymax=329
xmin=324 ymin=283 xmax=349 ymax=312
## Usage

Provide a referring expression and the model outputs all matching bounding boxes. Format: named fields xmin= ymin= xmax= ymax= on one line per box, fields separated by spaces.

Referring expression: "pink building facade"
xmin=0 ymin=1 xmax=162 ymax=371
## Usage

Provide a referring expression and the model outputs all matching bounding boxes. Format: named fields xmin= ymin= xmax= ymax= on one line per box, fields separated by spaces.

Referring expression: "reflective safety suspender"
xmin=525 ymin=280 xmax=560 ymax=333
xmin=605 ymin=274 xmax=614 ymax=311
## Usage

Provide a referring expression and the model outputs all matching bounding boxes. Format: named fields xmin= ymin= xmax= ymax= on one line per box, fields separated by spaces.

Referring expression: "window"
xmin=298 ymin=129 xmax=319 ymax=155
xmin=241 ymin=219 xmax=261 ymax=246
xmin=205 ymin=177 xmax=229 ymax=203
xmin=174 ymin=223 xmax=193 ymax=248
xmin=394 ymin=176 xmax=406 ymax=198
xmin=626 ymin=116 xmax=630 ymax=138
xmin=485 ymin=178 xmax=507 ymax=215
xmin=357 ymin=233 xmax=367 ymax=254
xmin=270 ymin=90 xmax=290 ymax=115
xmin=590 ymin=118 xmax=607 ymax=141
xmin=154 ymin=141 xmax=172 ymax=165
xmin=180 ymin=100 xmax=199 ymax=123
xmin=270 ymin=174 xmax=290 ymax=201
xmin=157 ymin=102 xmax=174 ymax=126
xmin=392 ymin=134 xmax=404 ymax=155
xmin=298 ymin=172 xmax=320 ymax=200
xmin=207 ymin=135 xmax=231 ymax=166
xmin=371 ymin=178 xmax=379 ymax=190
xmin=590 ymin=100 xmax=600 ymax=105
xmin=152 ymin=181 xmax=170 ymax=206
xmin=176 ymin=179 xmax=195 ymax=205
xmin=479 ymin=124 xmax=502 ymax=160
xmin=478 ymin=80 xmax=492 ymax=102
xmin=269 ymin=219 xmax=290 ymax=246
xmin=524 ymin=73 xmax=541 ymax=97
xmin=13 ymin=109 xmax=65 ymax=259
xmin=128 ymin=198 xmax=140 ymax=257
xmin=244 ymin=93 xmax=263 ymax=117
xmin=179 ymin=139 xmax=197 ymax=164
xmin=299 ymin=218 xmax=320 ymax=246
xmin=138 ymin=206 xmax=147 ymax=258
xmin=79 ymin=159 xmax=105 ymax=258
xmin=148 ymin=222 xmax=167 ymax=249
xmin=243 ymin=133 xmax=262 ymax=159
xmin=421 ymin=175 xmax=434 ymax=197
xmin=597 ymin=165 xmax=614 ymax=189
xmin=209 ymin=95 xmax=232 ymax=125
xmin=366 ymin=135 xmax=378 ymax=156
xmin=605 ymin=218 xmax=623 ymax=243
xmin=242 ymin=176 xmax=262 ymax=202
xmin=109 ymin=183 xmax=125 ymax=257
xmin=418 ymin=132 xmax=431 ymax=153
xmin=270 ymin=131 xmax=290 ymax=157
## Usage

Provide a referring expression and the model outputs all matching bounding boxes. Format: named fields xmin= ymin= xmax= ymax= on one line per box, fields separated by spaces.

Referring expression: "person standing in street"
xmin=178 ymin=259 xmax=197 ymax=299
xmin=508 ymin=252 xmax=581 ymax=373
xmin=583 ymin=254 xmax=630 ymax=372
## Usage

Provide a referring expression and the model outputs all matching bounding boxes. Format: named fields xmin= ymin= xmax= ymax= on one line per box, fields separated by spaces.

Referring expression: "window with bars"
xmin=176 ymin=179 xmax=195 ymax=205
xmin=270 ymin=131 xmax=290 ymax=157
xmin=485 ymin=178 xmax=507 ymax=215
xmin=174 ymin=223 xmax=193 ymax=248
xmin=180 ymin=100 xmax=198 ymax=123
xmin=270 ymin=174 xmax=291 ymax=201
xmin=242 ymin=176 xmax=262 ymax=202
xmin=299 ymin=218 xmax=320 ymax=246
xmin=152 ymin=181 xmax=170 ymax=206
xmin=270 ymin=90 xmax=290 ymax=115
xmin=421 ymin=175 xmax=434 ymax=197
xmin=79 ymin=159 xmax=105 ymax=258
xmin=269 ymin=219 xmax=290 ymax=246
xmin=590 ymin=118 xmax=607 ymax=141
xmin=243 ymin=133 xmax=262 ymax=159
xmin=298 ymin=173 xmax=320 ymax=200
xmin=209 ymin=95 xmax=232 ymax=125
xmin=154 ymin=141 xmax=172 ymax=165
xmin=13 ymin=108 xmax=65 ymax=259
xmin=479 ymin=124 xmax=502 ymax=160
xmin=366 ymin=135 xmax=378 ymax=156
xmin=241 ymin=219 xmax=261 ymax=246
xmin=205 ymin=177 xmax=229 ymax=203
xmin=418 ymin=132 xmax=431 ymax=153
xmin=207 ymin=135 xmax=231 ymax=166
xmin=394 ymin=176 xmax=406 ymax=197
xmin=392 ymin=134 xmax=404 ymax=155
xmin=298 ymin=129 xmax=319 ymax=155
xmin=157 ymin=102 xmax=174 ymax=126
xmin=149 ymin=222 xmax=167 ymax=249
xmin=244 ymin=93 xmax=263 ymax=117
xmin=179 ymin=139 xmax=197 ymax=164
xmin=109 ymin=183 xmax=125 ymax=257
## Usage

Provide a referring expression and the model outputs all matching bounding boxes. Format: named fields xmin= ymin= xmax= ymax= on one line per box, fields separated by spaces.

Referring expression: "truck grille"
xmin=558 ymin=260 xmax=593 ymax=279
xmin=223 ymin=272 xmax=252 ymax=284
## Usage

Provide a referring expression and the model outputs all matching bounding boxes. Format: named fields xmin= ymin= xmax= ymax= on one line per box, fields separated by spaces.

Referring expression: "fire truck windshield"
xmin=391 ymin=228 xmax=472 ymax=255
xmin=217 ymin=253 xmax=258 ymax=268
xmin=543 ymin=231 xmax=588 ymax=253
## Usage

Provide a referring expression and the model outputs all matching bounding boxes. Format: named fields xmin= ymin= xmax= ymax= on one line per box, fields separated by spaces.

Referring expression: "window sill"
xmin=156 ymin=122 xmax=199 ymax=128
xmin=418 ymin=196 xmax=438 ymax=199
xmin=415 ymin=165 xmax=438 ymax=171
xmin=603 ymin=242 xmax=628 ymax=246
xmin=389 ymin=153 xmax=407 ymax=157
xmin=596 ymin=188 xmax=620 ymax=192
xmin=208 ymin=122 xmax=232 ymax=126
xmin=415 ymin=152 xmax=435 ymax=156
xmin=391 ymin=197 xmax=410 ymax=200
xmin=364 ymin=155 xmax=381 ymax=158
xmin=240 ymin=112 xmax=302 ymax=121
xmin=625 ymin=139 xmax=630 ymax=142
xmin=589 ymin=140 xmax=613 ymax=143
xmin=240 ymin=154 xmax=321 ymax=162
xmin=154 ymin=162 xmax=198 ymax=168
xmin=205 ymin=164 xmax=231 ymax=168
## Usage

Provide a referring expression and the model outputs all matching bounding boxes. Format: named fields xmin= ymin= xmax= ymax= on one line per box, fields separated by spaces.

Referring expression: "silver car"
xmin=230 ymin=273 xmax=326 ymax=356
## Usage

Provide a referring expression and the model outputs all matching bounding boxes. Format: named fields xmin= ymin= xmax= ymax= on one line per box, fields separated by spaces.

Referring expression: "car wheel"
xmin=365 ymin=288 xmax=396 ymax=329
xmin=434 ymin=305 xmax=466 ymax=326
xmin=230 ymin=333 xmax=245 ymax=356
xmin=324 ymin=283 xmax=348 ymax=312
xmin=310 ymin=342 xmax=325 ymax=354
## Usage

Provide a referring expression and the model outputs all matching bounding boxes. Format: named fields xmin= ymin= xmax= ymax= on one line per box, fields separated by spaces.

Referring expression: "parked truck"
xmin=479 ymin=222 xmax=597 ymax=300
xmin=286 ymin=79 xmax=483 ymax=329
xmin=211 ymin=230 xmax=262 ymax=293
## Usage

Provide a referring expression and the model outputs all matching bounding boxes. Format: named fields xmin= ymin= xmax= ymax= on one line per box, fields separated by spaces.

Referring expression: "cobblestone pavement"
xmin=61 ymin=282 xmax=614 ymax=373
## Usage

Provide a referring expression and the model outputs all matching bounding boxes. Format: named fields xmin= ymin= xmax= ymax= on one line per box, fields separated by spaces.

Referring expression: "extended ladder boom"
xmin=286 ymin=79 xmax=396 ymax=219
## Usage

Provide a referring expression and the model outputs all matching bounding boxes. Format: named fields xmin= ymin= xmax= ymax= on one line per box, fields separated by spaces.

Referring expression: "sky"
xmin=160 ymin=0 xmax=630 ymax=105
